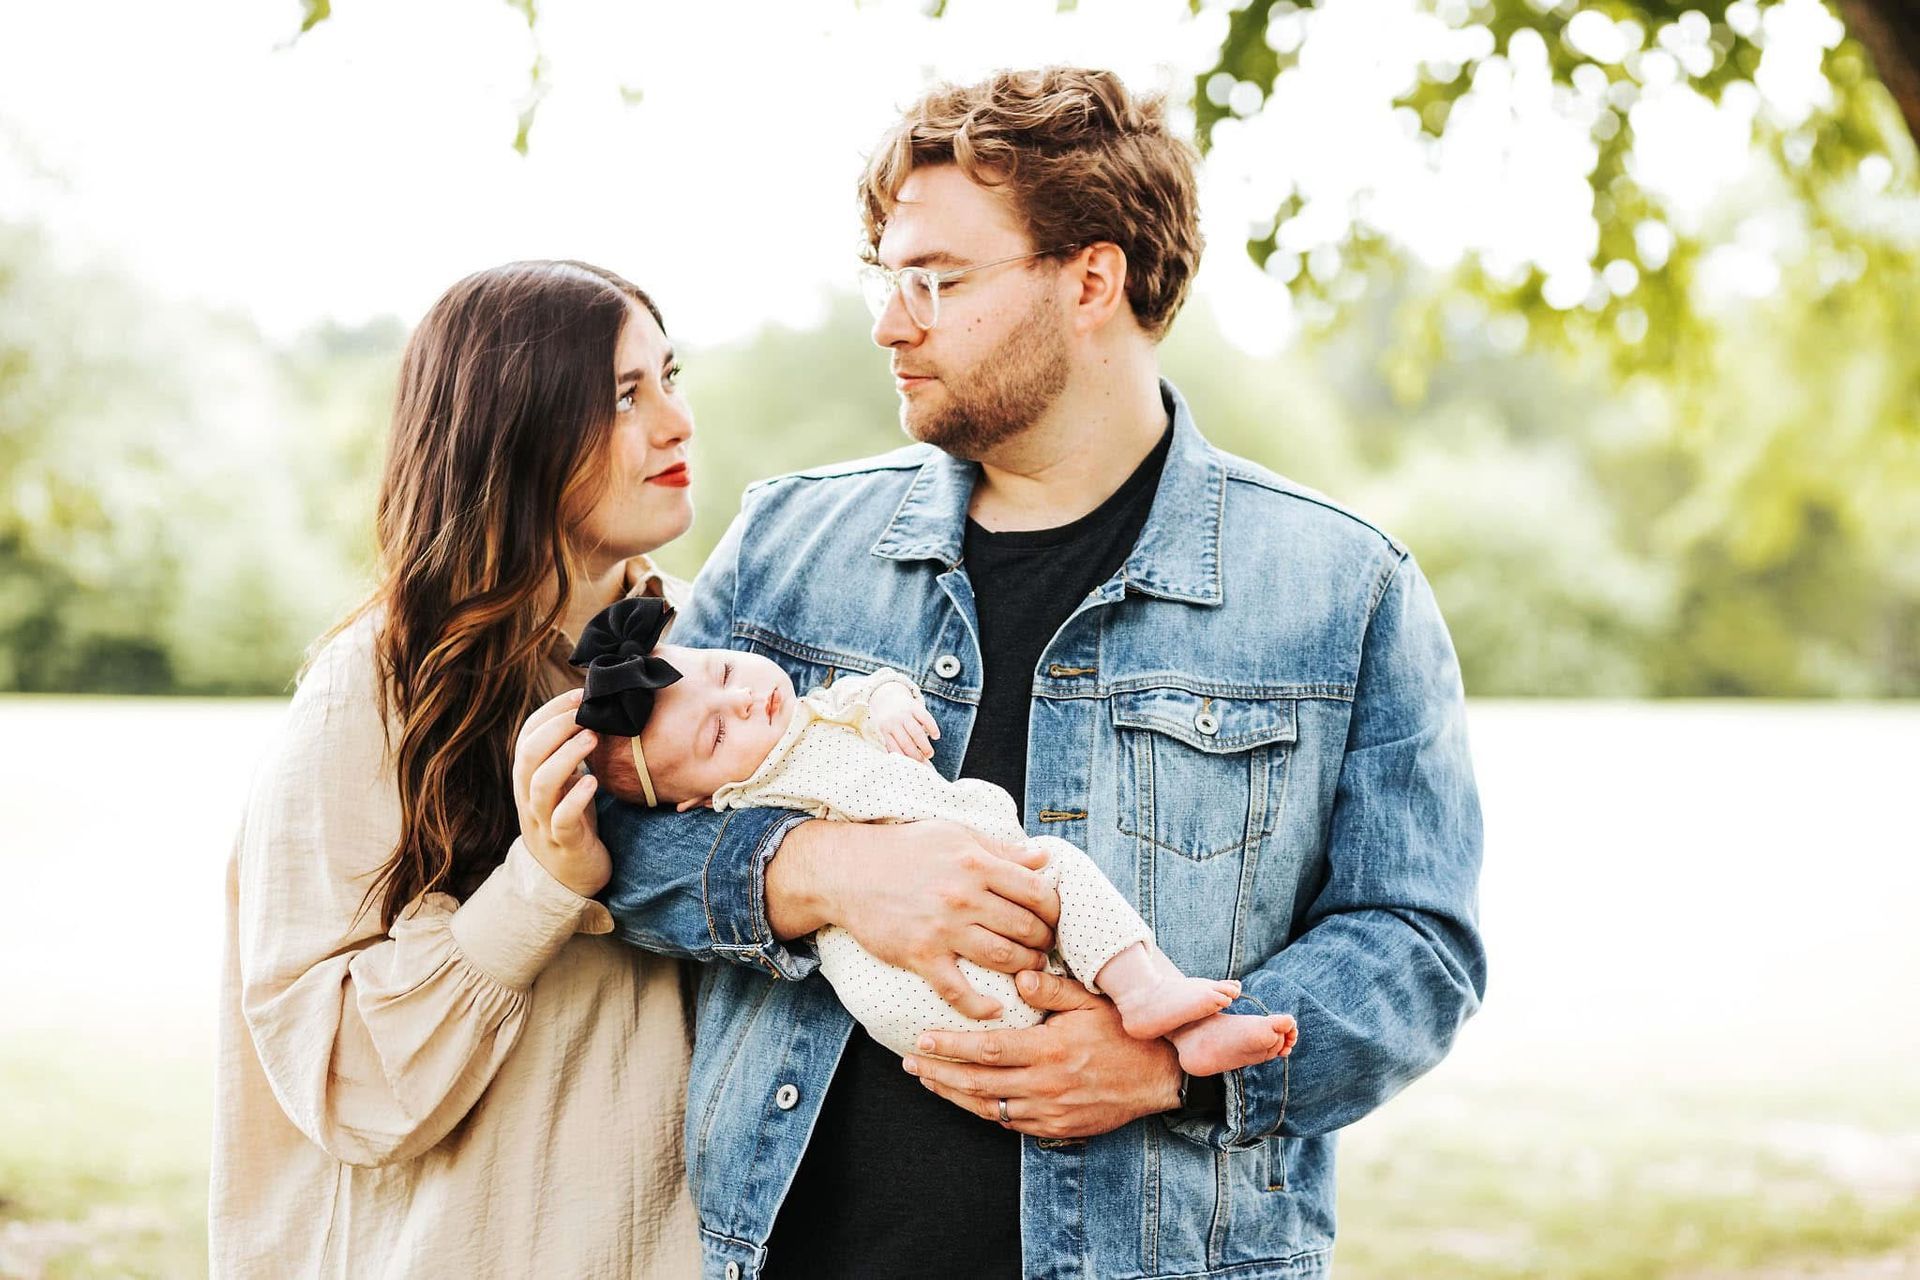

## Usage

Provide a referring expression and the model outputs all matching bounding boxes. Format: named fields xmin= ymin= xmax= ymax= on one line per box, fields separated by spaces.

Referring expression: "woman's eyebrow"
xmin=614 ymin=349 xmax=675 ymax=385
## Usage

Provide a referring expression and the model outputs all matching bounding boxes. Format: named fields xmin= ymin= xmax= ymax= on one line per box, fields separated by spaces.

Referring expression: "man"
xmin=594 ymin=66 xmax=1485 ymax=1280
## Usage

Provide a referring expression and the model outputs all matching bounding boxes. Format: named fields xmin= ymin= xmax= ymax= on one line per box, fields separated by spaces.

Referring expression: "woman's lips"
xmin=647 ymin=463 xmax=690 ymax=487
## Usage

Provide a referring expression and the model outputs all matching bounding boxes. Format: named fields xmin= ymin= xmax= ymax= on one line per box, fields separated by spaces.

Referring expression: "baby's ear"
xmin=675 ymin=796 xmax=714 ymax=813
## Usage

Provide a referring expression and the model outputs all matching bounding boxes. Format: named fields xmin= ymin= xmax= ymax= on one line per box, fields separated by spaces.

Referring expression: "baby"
xmin=573 ymin=597 xmax=1297 ymax=1078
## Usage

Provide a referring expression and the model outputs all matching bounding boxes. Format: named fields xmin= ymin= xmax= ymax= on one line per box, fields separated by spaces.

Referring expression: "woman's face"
xmin=573 ymin=304 xmax=695 ymax=563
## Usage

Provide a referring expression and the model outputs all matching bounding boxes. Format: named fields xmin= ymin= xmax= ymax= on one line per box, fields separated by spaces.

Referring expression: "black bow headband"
xmin=569 ymin=597 xmax=683 ymax=737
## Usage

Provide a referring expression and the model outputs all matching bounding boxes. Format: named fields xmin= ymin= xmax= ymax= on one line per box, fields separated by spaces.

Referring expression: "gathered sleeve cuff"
xmin=448 ymin=839 xmax=612 ymax=990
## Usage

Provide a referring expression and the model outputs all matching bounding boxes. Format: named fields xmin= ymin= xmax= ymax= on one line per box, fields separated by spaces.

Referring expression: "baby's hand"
xmin=869 ymin=681 xmax=941 ymax=761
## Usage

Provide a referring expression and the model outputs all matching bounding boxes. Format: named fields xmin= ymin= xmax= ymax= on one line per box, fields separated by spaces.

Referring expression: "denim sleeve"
xmin=1167 ymin=551 xmax=1486 ymax=1150
xmin=596 ymin=507 xmax=820 ymax=980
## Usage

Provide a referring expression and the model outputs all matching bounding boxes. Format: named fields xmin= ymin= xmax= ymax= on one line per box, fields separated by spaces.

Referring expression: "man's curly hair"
xmin=859 ymin=67 xmax=1204 ymax=340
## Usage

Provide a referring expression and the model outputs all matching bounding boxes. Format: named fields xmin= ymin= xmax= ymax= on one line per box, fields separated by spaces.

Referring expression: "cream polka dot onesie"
xmin=710 ymin=667 xmax=1152 ymax=1058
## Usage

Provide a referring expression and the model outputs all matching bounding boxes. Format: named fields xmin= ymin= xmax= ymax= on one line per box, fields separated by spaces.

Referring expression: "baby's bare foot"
xmin=1115 ymin=975 xmax=1241 ymax=1041
xmin=1167 ymin=1013 xmax=1298 ymax=1077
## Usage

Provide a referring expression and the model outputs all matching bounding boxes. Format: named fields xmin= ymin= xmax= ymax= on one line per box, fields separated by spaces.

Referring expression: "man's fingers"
xmin=914 ymin=1075 xmax=1003 ymax=1123
xmin=981 ymin=837 xmax=1051 ymax=870
xmin=983 ymin=858 xmax=1060 ymax=929
xmin=954 ymin=924 xmax=1048 ymax=976
xmin=914 ymin=1025 xmax=1036 ymax=1067
xmin=1014 ymin=968 xmax=1101 ymax=1013
xmin=923 ymin=959 xmax=1002 ymax=1020
xmin=902 ymin=1054 xmax=1037 ymax=1099
xmin=973 ymin=896 xmax=1055 ymax=952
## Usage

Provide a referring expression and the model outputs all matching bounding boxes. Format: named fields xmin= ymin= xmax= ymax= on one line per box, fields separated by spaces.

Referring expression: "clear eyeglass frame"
xmin=858 ymin=246 xmax=1076 ymax=330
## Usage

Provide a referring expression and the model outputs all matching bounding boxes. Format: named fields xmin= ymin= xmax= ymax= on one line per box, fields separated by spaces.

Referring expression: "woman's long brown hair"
xmin=339 ymin=260 xmax=662 ymax=929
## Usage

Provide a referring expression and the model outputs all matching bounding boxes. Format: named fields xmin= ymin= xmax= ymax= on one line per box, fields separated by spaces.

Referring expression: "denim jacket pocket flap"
xmin=1109 ymin=688 xmax=1297 ymax=754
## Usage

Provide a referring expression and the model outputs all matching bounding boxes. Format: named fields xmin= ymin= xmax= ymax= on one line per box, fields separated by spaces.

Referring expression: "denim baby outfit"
xmin=598 ymin=381 xmax=1488 ymax=1280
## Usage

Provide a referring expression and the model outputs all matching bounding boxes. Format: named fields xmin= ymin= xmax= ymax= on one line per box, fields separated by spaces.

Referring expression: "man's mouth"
xmin=647 ymin=462 xmax=690 ymax=487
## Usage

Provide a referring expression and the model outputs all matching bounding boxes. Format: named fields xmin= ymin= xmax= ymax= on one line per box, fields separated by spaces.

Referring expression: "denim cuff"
xmin=1162 ymin=995 xmax=1288 ymax=1151
xmin=702 ymin=807 xmax=821 ymax=981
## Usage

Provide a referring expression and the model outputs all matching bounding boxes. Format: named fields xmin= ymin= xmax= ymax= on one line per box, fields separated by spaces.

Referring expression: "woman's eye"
xmin=616 ymin=389 xmax=636 ymax=412
xmin=664 ymin=362 xmax=684 ymax=389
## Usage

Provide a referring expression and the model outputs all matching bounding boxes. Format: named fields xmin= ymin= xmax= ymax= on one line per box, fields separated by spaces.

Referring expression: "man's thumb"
xmin=1016 ymin=968 xmax=1097 ymax=1012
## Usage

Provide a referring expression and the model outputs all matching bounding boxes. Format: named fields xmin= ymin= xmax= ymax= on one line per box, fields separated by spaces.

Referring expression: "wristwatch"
xmin=1174 ymin=1069 xmax=1226 ymax=1118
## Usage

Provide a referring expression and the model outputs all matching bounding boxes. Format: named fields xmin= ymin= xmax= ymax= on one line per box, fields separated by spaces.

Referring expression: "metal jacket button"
xmin=775 ymin=1083 xmax=800 ymax=1110
xmin=934 ymin=654 xmax=962 ymax=679
xmin=1194 ymin=710 xmax=1221 ymax=736
xmin=726 ymin=1262 xmax=741 ymax=1280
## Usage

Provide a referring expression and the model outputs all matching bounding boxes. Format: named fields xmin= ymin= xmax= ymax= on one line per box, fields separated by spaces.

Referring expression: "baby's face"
xmin=639 ymin=645 xmax=798 ymax=804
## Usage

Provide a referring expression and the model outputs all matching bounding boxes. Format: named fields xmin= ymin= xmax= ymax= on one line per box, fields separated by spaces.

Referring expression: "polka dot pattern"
xmin=715 ymin=670 xmax=1152 ymax=1059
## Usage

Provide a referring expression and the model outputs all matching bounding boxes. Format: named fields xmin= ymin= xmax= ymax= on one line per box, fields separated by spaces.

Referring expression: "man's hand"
xmin=901 ymin=969 xmax=1184 ymax=1139
xmin=765 ymin=819 xmax=1060 ymax=1020
xmin=867 ymin=681 xmax=940 ymax=760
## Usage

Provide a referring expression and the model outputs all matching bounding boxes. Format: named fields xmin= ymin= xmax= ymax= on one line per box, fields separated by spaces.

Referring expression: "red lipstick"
xmin=647 ymin=463 xmax=690 ymax=488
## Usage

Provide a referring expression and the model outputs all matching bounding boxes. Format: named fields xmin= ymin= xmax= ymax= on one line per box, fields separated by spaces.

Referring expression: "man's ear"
xmin=1069 ymin=241 xmax=1129 ymax=336
xmin=675 ymin=796 xmax=714 ymax=812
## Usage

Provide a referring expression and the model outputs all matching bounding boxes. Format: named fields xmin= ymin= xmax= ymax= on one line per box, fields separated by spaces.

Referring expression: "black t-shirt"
xmin=761 ymin=425 xmax=1172 ymax=1279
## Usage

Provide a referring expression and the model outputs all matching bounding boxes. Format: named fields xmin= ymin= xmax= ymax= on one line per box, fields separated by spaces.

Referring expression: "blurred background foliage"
xmin=2 ymin=0 xmax=1915 ymax=698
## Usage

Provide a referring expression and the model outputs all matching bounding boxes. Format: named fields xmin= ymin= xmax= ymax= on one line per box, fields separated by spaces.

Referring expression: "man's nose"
xmin=870 ymin=286 xmax=923 ymax=350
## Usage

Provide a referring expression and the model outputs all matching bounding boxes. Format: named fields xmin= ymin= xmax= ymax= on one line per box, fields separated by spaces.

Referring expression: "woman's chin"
xmin=608 ymin=507 xmax=694 ymax=561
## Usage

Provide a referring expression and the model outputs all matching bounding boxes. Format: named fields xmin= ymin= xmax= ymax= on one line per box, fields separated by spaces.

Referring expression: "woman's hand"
xmin=765 ymin=819 xmax=1060 ymax=1020
xmin=512 ymin=689 xmax=612 ymax=898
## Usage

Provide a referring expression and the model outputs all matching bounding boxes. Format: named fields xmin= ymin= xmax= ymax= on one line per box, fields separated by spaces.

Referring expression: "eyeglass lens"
xmin=860 ymin=266 xmax=937 ymax=328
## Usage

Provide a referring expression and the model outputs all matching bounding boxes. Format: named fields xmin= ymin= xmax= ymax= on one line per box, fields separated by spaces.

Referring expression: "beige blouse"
xmin=210 ymin=558 xmax=699 ymax=1279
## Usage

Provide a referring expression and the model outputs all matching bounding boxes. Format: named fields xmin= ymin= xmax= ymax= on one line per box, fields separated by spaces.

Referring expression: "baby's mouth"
xmin=766 ymin=689 xmax=779 ymax=724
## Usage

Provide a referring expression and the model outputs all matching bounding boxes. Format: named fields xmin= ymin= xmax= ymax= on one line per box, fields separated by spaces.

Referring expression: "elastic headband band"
xmin=628 ymin=737 xmax=659 ymax=808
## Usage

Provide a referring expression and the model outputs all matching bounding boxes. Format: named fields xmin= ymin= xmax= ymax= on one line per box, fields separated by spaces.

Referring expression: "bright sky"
xmin=0 ymin=0 xmax=1831 ymax=352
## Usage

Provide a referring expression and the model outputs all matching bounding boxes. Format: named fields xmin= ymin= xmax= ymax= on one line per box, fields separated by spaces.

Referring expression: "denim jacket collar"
xmin=871 ymin=378 xmax=1225 ymax=606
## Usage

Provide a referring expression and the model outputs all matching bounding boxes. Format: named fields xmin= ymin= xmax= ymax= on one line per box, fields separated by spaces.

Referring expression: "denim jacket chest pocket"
xmin=1111 ymin=688 xmax=1297 ymax=863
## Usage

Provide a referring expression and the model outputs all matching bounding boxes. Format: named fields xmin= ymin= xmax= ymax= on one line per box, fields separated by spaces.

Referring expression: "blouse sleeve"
xmin=232 ymin=627 xmax=611 ymax=1168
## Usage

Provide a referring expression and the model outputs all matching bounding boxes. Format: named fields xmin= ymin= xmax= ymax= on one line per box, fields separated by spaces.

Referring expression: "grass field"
xmin=2 ymin=697 xmax=1916 ymax=1278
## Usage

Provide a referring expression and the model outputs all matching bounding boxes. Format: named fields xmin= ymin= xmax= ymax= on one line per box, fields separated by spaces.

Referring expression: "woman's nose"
xmin=655 ymin=392 xmax=694 ymax=448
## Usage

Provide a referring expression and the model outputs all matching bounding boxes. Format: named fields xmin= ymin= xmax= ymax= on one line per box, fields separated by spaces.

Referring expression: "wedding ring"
xmin=997 ymin=1098 xmax=1011 ymax=1123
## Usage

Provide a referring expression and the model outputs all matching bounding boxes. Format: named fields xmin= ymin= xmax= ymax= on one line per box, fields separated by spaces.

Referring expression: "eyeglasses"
xmin=858 ymin=246 xmax=1075 ymax=331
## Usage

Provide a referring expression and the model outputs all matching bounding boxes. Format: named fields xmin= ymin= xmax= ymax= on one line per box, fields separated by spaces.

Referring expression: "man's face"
xmin=870 ymin=165 xmax=1072 ymax=460
xmin=639 ymin=646 xmax=797 ymax=805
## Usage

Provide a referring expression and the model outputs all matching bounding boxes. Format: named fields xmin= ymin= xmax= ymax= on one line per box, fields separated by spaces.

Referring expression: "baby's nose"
xmin=735 ymin=686 xmax=759 ymax=716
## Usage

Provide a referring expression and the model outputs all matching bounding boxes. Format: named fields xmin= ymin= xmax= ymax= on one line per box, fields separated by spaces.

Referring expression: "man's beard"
xmin=899 ymin=292 xmax=1070 ymax=459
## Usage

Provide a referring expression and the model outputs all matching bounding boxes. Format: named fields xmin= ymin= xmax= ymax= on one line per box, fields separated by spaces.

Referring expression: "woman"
xmin=211 ymin=260 xmax=701 ymax=1277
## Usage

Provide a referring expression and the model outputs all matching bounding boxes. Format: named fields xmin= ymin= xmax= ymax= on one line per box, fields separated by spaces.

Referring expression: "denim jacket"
xmin=598 ymin=381 xmax=1486 ymax=1280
